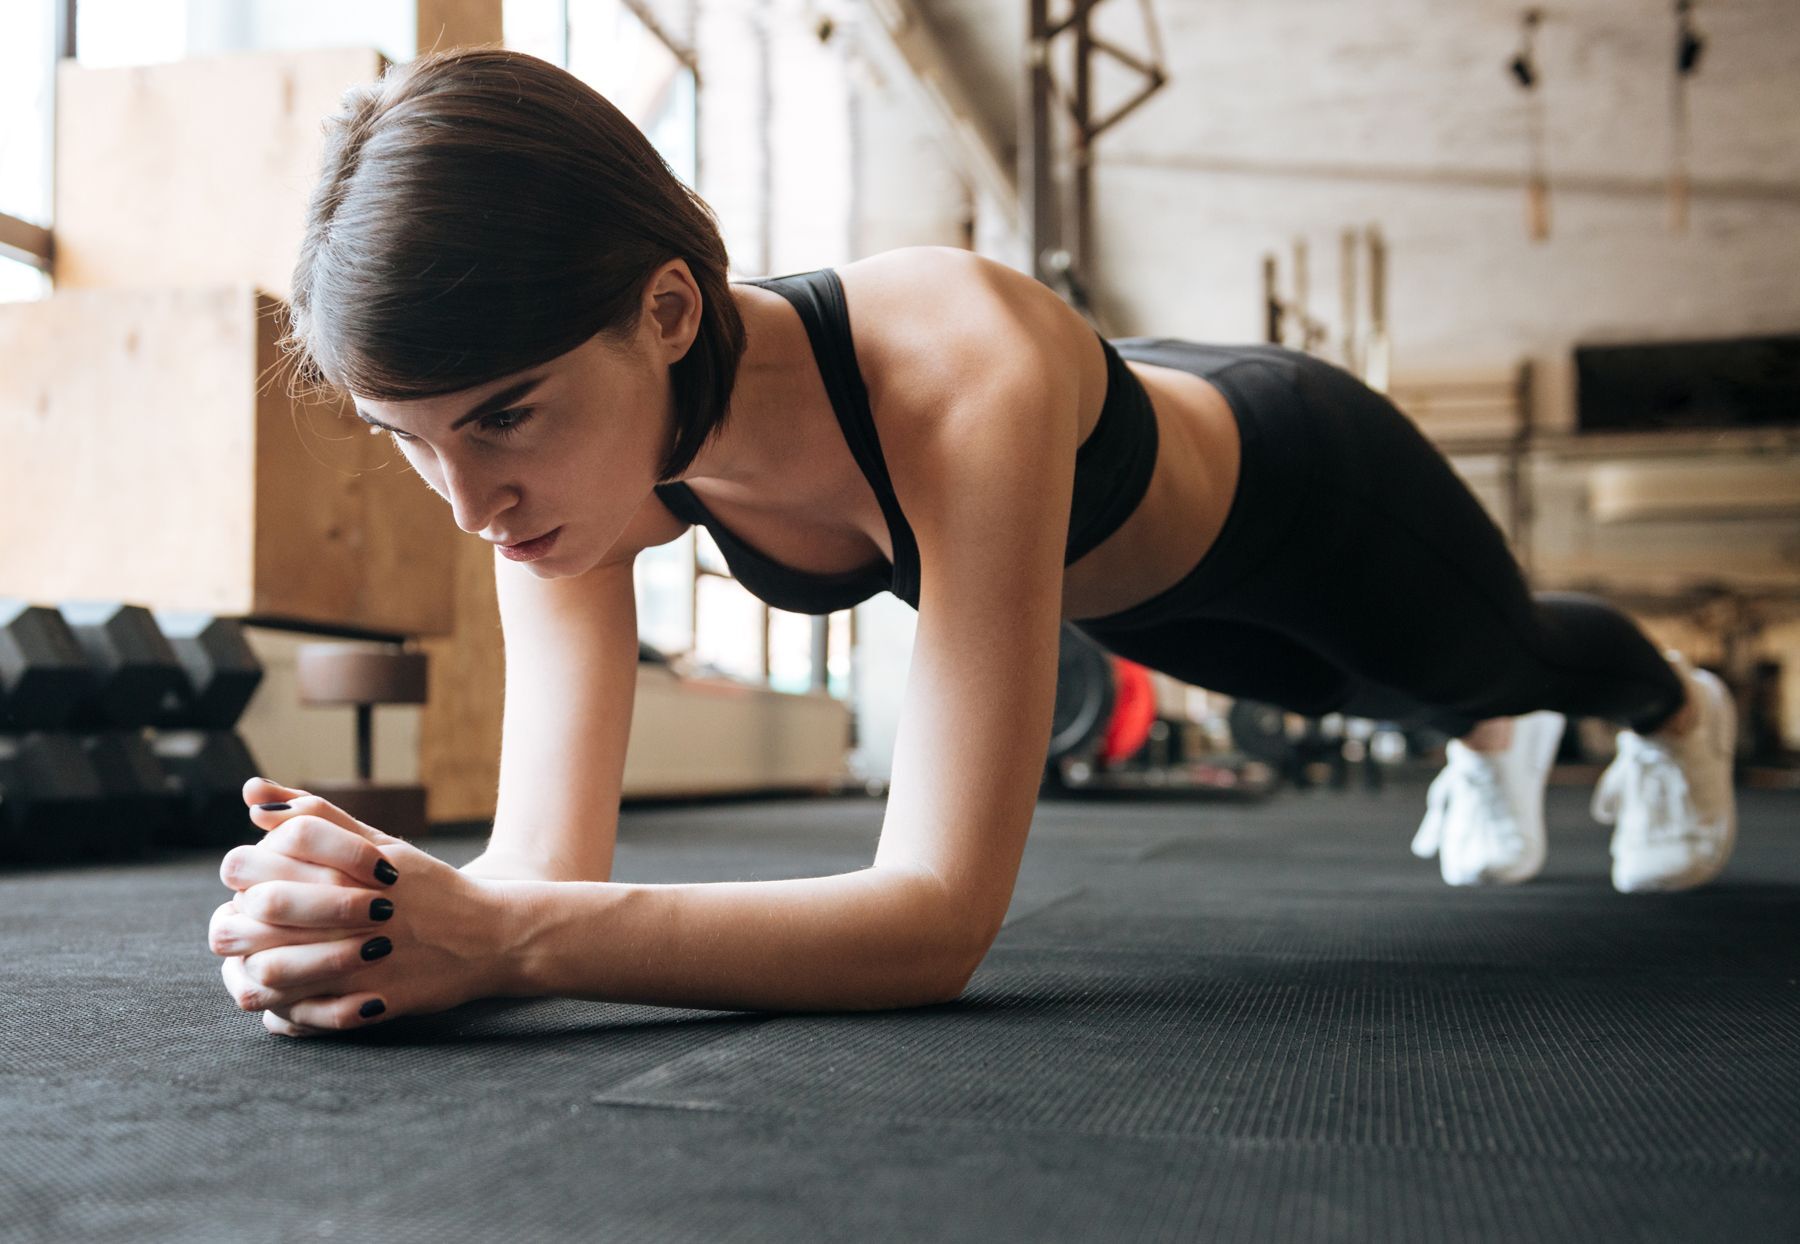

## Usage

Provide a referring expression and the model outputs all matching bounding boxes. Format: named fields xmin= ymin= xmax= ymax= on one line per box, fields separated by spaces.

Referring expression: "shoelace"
xmin=1413 ymin=751 xmax=1516 ymax=857
xmin=1591 ymin=732 xmax=1699 ymax=847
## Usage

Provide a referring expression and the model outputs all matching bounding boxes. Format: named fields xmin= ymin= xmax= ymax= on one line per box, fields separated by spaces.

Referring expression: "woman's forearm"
xmin=489 ymin=866 xmax=978 ymax=1012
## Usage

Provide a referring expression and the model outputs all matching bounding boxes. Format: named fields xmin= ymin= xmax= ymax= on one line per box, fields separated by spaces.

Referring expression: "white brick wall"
xmin=1084 ymin=0 xmax=1800 ymax=431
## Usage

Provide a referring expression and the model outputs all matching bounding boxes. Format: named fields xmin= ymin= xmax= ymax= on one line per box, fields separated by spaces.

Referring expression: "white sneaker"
xmin=1593 ymin=652 xmax=1738 ymax=893
xmin=1412 ymin=711 xmax=1567 ymax=886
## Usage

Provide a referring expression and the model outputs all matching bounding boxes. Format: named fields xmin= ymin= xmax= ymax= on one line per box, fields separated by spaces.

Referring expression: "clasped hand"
xmin=209 ymin=777 xmax=513 ymax=1038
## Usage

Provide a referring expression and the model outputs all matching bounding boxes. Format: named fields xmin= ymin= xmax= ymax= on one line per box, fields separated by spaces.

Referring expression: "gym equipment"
xmin=1097 ymin=658 xmax=1155 ymax=766
xmin=0 ymin=733 xmax=115 ymax=864
xmin=295 ymin=642 xmax=429 ymax=840
xmin=0 ymin=601 xmax=268 ymax=862
xmin=81 ymin=730 xmax=181 ymax=853
xmin=1048 ymin=624 xmax=1115 ymax=766
xmin=149 ymin=728 xmax=261 ymax=849
xmin=150 ymin=611 xmax=264 ymax=730
xmin=0 ymin=600 xmax=94 ymax=731
xmin=1046 ymin=625 xmax=1275 ymax=800
xmin=1226 ymin=699 xmax=1295 ymax=767
xmin=59 ymin=601 xmax=190 ymax=730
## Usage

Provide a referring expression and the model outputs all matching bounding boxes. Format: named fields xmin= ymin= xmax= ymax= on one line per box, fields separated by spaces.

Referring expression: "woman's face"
xmin=350 ymin=327 xmax=673 ymax=577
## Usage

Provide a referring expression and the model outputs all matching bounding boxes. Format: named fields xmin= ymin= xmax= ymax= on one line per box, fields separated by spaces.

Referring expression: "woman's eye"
xmin=480 ymin=408 xmax=535 ymax=440
xmin=386 ymin=408 xmax=535 ymax=443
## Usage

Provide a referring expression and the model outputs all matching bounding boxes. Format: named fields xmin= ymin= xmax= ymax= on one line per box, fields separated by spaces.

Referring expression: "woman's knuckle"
xmin=251 ymin=887 xmax=287 ymax=922
xmin=219 ymin=847 xmax=253 ymax=886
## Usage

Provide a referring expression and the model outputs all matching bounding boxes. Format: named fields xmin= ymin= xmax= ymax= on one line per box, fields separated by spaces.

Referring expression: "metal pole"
xmin=1024 ymin=0 xmax=1057 ymax=283
xmin=356 ymin=704 xmax=374 ymax=782
xmin=1364 ymin=225 xmax=1390 ymax=392
xmin=1262 ymin=254 xmax=1282 ymax=345
xmin=1072 ymin=0 xmax=1094 ymax=282
xmin=1292 ymin=236 xmax=1309 ymax=352
xmin=56 ymin=0 xmax=77 ymax=59
xmin=810 ymin=617 xmax=830 ymax=692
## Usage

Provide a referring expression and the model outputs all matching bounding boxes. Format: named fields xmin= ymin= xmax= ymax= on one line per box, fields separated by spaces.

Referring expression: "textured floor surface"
xmin=2 ymin=781 xmax=1797 ymax=1243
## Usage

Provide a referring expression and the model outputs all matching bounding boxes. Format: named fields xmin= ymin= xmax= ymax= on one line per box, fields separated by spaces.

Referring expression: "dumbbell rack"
xmin=0 ymin=599 xmax=265 ymax=866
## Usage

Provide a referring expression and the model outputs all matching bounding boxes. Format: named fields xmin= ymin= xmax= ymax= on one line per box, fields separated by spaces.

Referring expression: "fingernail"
xmin=374 ymin=859 xmax=399 ymax=886
xmin=360 ymin=999 xmax=386 ymax=1019
xmin=255 ymin=803 xmax=291 ymax=812
xmin=361 ymin=936 xmax=392 ymax=961
xmin=369 ymin=898 xmax=394 ymax=921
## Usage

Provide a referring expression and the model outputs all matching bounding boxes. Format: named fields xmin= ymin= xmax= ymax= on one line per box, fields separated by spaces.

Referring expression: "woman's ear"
xmin=646 ymin=261 xmax=703 ymax=359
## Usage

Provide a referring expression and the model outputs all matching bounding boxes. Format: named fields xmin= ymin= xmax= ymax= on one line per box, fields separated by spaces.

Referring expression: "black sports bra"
xmin=652 ymin=266 xmax=1158 ymax=614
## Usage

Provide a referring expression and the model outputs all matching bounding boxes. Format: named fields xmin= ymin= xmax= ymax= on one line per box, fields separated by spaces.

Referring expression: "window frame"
xmin=0 ymin=0 xmax=70 ymax=272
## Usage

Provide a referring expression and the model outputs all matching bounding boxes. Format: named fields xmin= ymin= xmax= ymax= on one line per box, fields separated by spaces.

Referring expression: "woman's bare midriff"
xmin=648 ymin=252 xmax=1244 ymax=624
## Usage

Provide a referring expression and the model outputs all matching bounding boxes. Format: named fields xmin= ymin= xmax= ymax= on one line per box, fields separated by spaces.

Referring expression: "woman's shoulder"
xmin=834 ymin=247 xmax=1100 ymax=426
xmin=836 ymin=247 xmax=1078 ymax=353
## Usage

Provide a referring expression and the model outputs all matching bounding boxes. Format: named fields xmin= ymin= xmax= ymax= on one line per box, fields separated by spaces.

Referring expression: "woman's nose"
xmin=440 ymin=464 xmax=512 ymax=537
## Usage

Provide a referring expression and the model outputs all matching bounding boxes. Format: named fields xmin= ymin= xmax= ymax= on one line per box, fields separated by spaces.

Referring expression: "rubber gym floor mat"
xmin=7 ymin=1074 xmax=1794 ymax=1243
xmin=0 ymin=784 xmax=1796 ymax=1243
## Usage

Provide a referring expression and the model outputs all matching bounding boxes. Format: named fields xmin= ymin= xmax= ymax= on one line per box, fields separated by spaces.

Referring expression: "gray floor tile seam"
xmin=997 ymin=886 xmax=1090 ymax=929
xmin=0 ymin=1067 xmax=785 ymax=1117
xmin=971 ymin=940 xmax=1800 ymax=987
xmin=572 ymin=1090 xmax=1800 ymax=1177
xmin=979 ymin=899 xmax=1800 ymax=922
xmin=979 ymin=950 xmax=1800 ymax=986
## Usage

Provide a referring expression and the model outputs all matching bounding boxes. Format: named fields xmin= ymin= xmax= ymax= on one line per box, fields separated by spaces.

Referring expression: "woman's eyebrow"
xmin=355 ymin=374 xmax=549 ymax=433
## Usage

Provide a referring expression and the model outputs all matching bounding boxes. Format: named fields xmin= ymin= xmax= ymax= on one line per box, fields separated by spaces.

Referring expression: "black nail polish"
xmin=360 ymin=999 xmax=386 ymax=1019
xmin=369 ymin=898 xmax=394 ymax=922
xmin=374 ymin=859 xmax=399 ymax=886
xmin=361 ymin=936 xmax=392 ymax=961
xmin=256 ymin=802 xmax=291 ymax=812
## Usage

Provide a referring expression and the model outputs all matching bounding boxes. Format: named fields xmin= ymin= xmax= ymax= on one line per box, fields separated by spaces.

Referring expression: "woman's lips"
xmin=498 ymin=528 xmax=561 ymax=562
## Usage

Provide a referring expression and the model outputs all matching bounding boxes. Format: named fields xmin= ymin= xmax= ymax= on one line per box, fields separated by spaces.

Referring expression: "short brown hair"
xmin=282 ymin=48 xmax=744 ymax=481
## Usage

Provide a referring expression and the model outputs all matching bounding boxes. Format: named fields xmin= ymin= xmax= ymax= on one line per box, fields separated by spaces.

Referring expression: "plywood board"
xmin=0 ymin=284 xmax=455 ymax=634
xmin=418 ymin=535 xmax=507 ymax=823
xmin=53 ymin=47 xmax=389 ymax=301
xmin=417 ymin=0 xmax=504 ymax=55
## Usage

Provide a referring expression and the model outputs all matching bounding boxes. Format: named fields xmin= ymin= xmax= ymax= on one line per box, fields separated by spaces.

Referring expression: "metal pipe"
xmin=1025 ymin=0 xmax=1058 ymax=283
xmin=1292 ymin=237 xmax=1309 ymax=350
xmin=810 ymin=617 xmax=830 ymax=692
xmin=1262 ymin=254 xmax=1282 ymax=345
xmin=1364 ymin=224 xmax=1390 ymax=393
xmin=1072 ymin=0 xmax=1094 ymax=282
xmin=1340 ymin=227 xmax=1358 ymax=376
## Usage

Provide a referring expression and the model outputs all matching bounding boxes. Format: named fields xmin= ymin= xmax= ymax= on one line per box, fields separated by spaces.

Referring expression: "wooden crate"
xmin=52 ymin=47 xmax=390 ymax=301
xmin=0 ymin=283 xmax=456 ymax=636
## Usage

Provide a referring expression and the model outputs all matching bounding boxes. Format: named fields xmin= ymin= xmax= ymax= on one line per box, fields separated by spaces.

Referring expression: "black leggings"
xmin=1074 ymin=340 xmax=1686 ymax=739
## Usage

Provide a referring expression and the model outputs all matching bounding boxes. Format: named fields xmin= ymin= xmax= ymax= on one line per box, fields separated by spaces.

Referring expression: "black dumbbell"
xmin=150 ymin=612 xmax=263 ymax=730
xmin=81 ymin=730 xmax=183 ymax=854
xmin=58 ymin=602 xmax=191 ymax=731
xmin=0 ymin=600 xmax=96 ymax=731
xmin=150 ymin=728 xmax=262 ymax=848
xmin=0 ymin=733 xmax=115 ymax=865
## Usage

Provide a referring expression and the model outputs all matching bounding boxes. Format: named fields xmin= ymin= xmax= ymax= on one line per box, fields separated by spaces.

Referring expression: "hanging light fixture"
xmin=1508 ymin=8 xmax=1550 ymax=242
xmin=1669 ymin=0 xmax=1707 ymax=233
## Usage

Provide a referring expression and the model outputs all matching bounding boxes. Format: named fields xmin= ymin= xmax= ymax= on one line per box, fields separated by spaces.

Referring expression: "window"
xmin=74 ymin=0 xmax=186 ymax=67
xmin=0 ymin=0 xmax=55 ymax=287
xmin=505 ymin=0 xmax=697 ymax=183
xmin=0 ymin=258 xmax=50 ymax=303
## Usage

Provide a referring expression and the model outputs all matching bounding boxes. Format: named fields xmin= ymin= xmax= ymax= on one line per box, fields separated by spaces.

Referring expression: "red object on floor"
xmin=1100 ymin=657 xmax=1156 ymax=764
